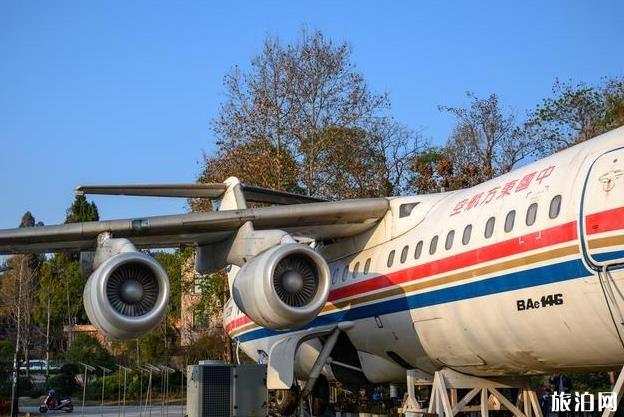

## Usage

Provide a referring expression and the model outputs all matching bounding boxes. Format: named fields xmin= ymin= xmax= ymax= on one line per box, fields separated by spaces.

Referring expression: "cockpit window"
xmin=399 ymin=202 xmax=419 ymax=218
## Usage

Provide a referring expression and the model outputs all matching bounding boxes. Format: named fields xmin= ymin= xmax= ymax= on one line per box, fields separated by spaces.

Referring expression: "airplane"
xmin=1 ymin=126 xmax=624 ymax=416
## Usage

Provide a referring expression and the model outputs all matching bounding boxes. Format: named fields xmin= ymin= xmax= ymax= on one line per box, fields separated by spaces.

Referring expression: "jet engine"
xmin=83 ymin=251 xmax=170 ymax=340
xmin=232 ymin=243 xmax=331 ymax=330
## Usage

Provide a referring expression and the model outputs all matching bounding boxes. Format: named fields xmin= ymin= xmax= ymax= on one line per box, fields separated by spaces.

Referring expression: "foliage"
xmin=0 ymin=341 xmax=12 ymax=363
xmin=48 ymin=363 xmax=80 ymax=397
xmin=184 ymin=332 xmax=231 ymax=365
xmin=65 ymin=334 xmax=114 ymax=370
xmin=412 ymin=149 xmax=454 ymax=193
xmin=570 ymin=372 xmax=613 ymax=394
xmin=64 ymin=195 xmax=99 ymax=224
xmin=137 ymin=330 xmax=168 ymax=365
xmin=0 ymin=341 xmax=14 ymax=398
xmin=199 ymin=29 xmax=422 ymax=204
xmin=33 ymin=195 xmax=100 ymax=343
xmin=152 ymin=250 xmax=185 ymax=319
xmin=0 ymin=211 xmax=46 ymax=373
xmin=107 ymin=322 xmax=179 ymax=369
xmin=185 ymin=270 xmax=228 ymax=322
xmin=35 ymin=254 xmax=88 ymax=327
xmin=0 ymin=376 xmax=33 ymax=398
xmin=528 ymin=77 xmax=624 ymax=155
xmin=437 ymin=92 xmax=538 ymax=185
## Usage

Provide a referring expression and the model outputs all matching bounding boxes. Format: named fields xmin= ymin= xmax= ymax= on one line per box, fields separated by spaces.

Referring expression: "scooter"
xmin=39 ymin=390 xmax=73 ymax=413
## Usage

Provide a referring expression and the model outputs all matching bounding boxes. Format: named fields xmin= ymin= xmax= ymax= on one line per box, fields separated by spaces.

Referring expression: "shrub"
xmin=48 ymin=364 xmax=80 ymax=397
xmin=65 ymin=334 xmax=114 ymax=370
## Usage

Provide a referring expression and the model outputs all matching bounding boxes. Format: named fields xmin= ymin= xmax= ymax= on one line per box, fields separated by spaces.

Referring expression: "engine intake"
xmin=83 ymin=251 xmax=169 ymax=340
xmin=232 ymin=243 xmax=330 ymax=330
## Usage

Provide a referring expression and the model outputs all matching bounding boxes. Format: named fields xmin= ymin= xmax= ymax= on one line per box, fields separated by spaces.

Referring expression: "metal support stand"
xmin=138 ymin=367 xmax=150 ymax=417
xmin=159 ymin=366 xmax=175 ymax=417
xmin=603 ymin=364 xmax=624 ymax=417
xmin=146 ymin=365 xmax=162 ymax=417
xmin=117 ymin=365 xmax=132 ymax=417
xmin=180 ymin=368 xmax=186 ymax=417
xmin=141 ymin=366 xmax=154 ymax=417
xmin=98 ymin=366 xmax=112 ymax=417
xmin=400 ymin=368 xmax=542 ymax=417
xmin=80 ymin=363 xmax=96 ymax=417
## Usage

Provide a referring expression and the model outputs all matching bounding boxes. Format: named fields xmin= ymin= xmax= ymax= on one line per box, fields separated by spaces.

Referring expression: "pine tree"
xmin=64 ymin=195 xmax=99 ymax=224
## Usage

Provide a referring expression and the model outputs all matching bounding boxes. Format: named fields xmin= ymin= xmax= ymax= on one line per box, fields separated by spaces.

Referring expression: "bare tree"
xmin=439 ymin=92 xmax=537 ymax=185
xmin=206 ymin=30 xmax=421 ymax=200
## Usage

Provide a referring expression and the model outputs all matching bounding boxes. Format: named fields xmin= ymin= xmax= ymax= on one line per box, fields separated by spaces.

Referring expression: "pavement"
xmin=20 ymin=405 xmax=185 ymax=417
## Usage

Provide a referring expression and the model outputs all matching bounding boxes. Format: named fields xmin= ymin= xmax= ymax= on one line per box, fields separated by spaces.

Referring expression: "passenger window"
xmin=549 ymin=195 xmax=561 ymax=219
xmin=341 ymin=266 xmax=349 ymax=282
xmin=414 ymin=241 xmax=423 ymax=259
xmin=445 ymin=230 xmax=455 ymax=250
xmin=364 ymin=258 xmax=371 ymax=274
xmin=400 ymin=245 xmax=409 ymax=263
xmin=352 ymin=262 xmax=360 ymax=279
xmin=332 ymin=267 xmax=339 ymax=284
xmin=505 ymin=210 xmax=516 ymax=233
xmin=526 ymin=203 xmax=537 ymax=226
xmin=429 ymin=236 xmax=438 ymax=255
xmin=387 ymin=250 xmax=395 ymax=268
xmin=462 ymin=225 xmax=472 ymax=245
xmin=485 ymin=217 xmax=495 ymax=238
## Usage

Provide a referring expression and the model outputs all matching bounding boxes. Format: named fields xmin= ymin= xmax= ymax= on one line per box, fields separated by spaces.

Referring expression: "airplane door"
xmin=581 ymin=148 xmax=624 ymax=267
xmin=581 ymin=147 xmax=624 ymax=350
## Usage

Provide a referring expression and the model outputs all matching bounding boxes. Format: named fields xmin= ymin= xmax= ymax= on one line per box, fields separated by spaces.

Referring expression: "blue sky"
xmin=0 ymin=1 xmax=623 ymax=229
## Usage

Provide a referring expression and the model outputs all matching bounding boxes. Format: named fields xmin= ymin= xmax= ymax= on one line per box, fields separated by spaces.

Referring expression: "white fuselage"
xmin=225 ymin=126 xmax=624 ymax=382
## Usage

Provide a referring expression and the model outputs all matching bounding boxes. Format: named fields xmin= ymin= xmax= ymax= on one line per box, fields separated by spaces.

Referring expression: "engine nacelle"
xmin=232 ymin=243 xmax=331 ymax=330
xmin=83 ymin=251 xmax=170 ymax=340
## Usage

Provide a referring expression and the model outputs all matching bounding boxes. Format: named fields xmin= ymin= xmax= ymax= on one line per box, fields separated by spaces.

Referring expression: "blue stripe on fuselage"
xmin=236 ymin=257 xmax=591 ymax=342
xmin=592 ymin=250 xmax=624 ymax=262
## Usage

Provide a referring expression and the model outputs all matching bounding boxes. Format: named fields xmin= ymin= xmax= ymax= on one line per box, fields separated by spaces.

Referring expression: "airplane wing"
xmin=0 ymin=198 xmax=389 ymax=255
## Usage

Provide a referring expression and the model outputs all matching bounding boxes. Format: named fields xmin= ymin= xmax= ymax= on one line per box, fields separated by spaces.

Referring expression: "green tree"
xmin=35 ymin=254 xmax=87 ymax=327
xmin=64 ymin=195 xmax=99 ymax=224
xmin=65 ymin=334 xmax=114 ymax=369
xmin=152 ymin=250 xmax=185 ymax=320
xmin=137 ymin=330 xmax=168 ymax=365
xmin=34 ymin=196 xmax=100 ymax=351
xmin=528 ymin=77 xmax=624 ymax=155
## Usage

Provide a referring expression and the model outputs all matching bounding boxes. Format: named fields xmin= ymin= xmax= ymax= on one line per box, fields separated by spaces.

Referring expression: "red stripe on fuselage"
xmin=225 ymin=316 xmax=251 ymax=333
xmin=328 ymin=221 xmax=578 ymax=301
xmin=585 ymin=206 xmax=624 ymax=235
